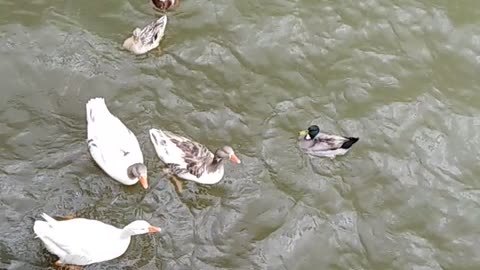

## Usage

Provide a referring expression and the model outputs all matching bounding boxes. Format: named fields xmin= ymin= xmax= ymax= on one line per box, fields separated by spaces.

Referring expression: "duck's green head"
xmin=298 ymin=125 xmax=320 ymax=140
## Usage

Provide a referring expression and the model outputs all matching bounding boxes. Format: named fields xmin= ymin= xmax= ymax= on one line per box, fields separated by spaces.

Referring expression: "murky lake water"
xmin=1 ymin=0 xmax=480 ymax=269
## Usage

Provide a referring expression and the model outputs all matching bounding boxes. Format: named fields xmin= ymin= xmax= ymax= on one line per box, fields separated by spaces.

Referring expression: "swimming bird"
xmin=298 ymin=125 xmax=359 ymax=159
xmin=123 ymin=15 xmax=168 ymax=55
xmin=152 ymin=0 xmax=179 ymax=11
xmin=86 ymin=97 xmax=148 ymax=189
xmin=149 ymin=128 xmax=241 ymax=192
xmin=33 ymin=213 xmax=160 ymax=269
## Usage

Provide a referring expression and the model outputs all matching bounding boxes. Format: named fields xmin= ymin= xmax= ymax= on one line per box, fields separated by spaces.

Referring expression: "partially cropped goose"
xmin=123 ymin=15 xmax=168 ymax=55
xmin=33 ymin=213 xmax=160 ymax=269
xmin=152 ymin=0 xmax=179 ymax=11
xmin=149 ymin=128 xmax=241 ymax=192
xmin=86 ymin=97 xmax=148 ymax=188
xmin=298 ymin=125 xmax=359 ymax=159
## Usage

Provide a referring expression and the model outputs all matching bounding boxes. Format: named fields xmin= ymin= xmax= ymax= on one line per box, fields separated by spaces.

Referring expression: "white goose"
xmin=149 ymin=128 xmax=241 ymax=191
xmin=86 ymin=97 xmax=148 ymax=189
xmin=33 ymin=213 xmax=161 ymax=268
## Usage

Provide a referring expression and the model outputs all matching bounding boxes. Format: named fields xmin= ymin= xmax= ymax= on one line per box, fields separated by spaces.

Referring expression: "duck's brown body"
xmin=152 ymin=0 xmax=179 ymax=11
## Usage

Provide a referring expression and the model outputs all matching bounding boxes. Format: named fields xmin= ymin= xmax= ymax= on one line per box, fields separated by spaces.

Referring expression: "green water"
xmin=1 ymin=0 xmax=480 ymax=269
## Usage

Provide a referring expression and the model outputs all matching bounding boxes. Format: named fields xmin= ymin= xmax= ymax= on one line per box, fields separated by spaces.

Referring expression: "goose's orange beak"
xmin=139 ymin=176 xmax=148 ymax=189
xmin=148 ymin=226 xmax=161 ymax=233
xmin=229 ymin=154 xmax=241 ymax=164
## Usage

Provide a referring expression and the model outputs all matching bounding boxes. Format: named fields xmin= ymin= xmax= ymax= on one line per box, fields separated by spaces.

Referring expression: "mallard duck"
xmin=33 ymin=213 xmax=160 ymax=269
xmin=149 ymin=128 xmax=241 ymax=192
xmin=298 ymin=125 xmax=359 ymax=159
xmin=86 ymin=97 xmax=148 ymax=189
xmin=123 ymin=15 xmax=168 ymax=55
xmin=152 ymin=0 xmax=179 ymax=11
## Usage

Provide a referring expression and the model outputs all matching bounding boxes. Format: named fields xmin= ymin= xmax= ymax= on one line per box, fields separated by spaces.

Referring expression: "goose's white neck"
xmin=120 ymin=220 xmax=157 ymax=238
xmin=120 ymin=226 xmax=146 ymax=238
xmin=120 ymin=228 xmax=136 ymax=239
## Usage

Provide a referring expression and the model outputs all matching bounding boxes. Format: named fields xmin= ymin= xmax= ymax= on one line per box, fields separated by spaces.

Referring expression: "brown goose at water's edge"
xmin=149 ymin=128 xmax=241 ymax=192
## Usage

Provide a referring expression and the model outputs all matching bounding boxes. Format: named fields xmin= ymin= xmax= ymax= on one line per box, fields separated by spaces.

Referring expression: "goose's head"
xmin=299 ymin=125 xmax=320 ymax=140
xmin=214 ymin=146 xmax=241 ymax=164
xmin=152 ymin=0 xmax=176 ymax=11
xmin=123 ymin=28 xmax=143 ymax=55
xmin=123 ymin=220 xmax=161 ymax=237
xmin=127 ymin=163 xmax=148 ymax=189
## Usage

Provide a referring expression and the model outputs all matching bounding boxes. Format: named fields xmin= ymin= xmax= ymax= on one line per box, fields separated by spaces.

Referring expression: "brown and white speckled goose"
xmin=149 ymin=128 xmax=241 ymax=188
xmin=123 ymin=15 xmax=167 ymax=55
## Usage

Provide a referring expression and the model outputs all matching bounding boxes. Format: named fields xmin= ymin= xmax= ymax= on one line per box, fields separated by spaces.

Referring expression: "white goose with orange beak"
xmin=33 ymin=213 xmax=161 ymax=268
xmin=86 ymin=97 xmax=148 ymax=189
xmin=149 ymin=128 xmax=241 ymax=190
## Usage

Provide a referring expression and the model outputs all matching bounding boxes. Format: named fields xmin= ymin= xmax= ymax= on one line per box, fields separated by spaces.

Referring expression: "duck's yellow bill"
xmin=298 ymin=130 xmax=308 ymax=137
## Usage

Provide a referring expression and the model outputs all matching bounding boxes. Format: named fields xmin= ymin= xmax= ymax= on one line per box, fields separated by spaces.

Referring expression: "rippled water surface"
xmin=1 ymin=0 xmax=480 ymax=269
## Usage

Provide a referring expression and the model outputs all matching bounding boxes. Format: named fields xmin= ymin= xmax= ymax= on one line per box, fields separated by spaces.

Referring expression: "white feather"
xmin=187 ymin=166 xmax=224 ymax=184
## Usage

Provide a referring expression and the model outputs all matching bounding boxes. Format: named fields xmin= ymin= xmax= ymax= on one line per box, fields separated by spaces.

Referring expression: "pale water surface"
xmin=1 ymin=0 xmax=480 ymax=269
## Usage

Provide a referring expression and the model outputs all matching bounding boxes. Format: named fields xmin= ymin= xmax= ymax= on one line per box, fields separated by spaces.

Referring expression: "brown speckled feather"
xmin=138 ymin=16 xmax=167 ymax=46
xmin=166 ymin=136 xmax=214 ymax=178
